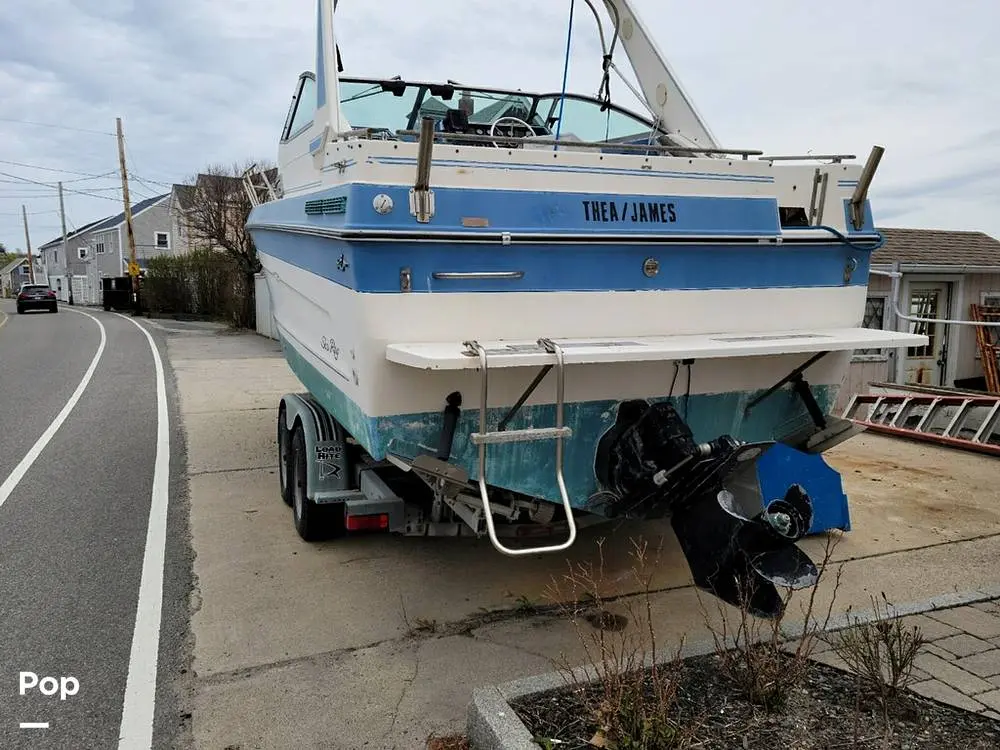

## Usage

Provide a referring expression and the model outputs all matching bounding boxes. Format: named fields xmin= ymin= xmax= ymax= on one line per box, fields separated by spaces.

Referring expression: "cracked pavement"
xmin=169 ymin=328 xmax=1000 ymax=749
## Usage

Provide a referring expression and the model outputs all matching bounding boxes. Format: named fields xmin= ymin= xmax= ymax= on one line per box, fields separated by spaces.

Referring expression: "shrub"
xmin=700 ymin=534 xmax=844 ymax=713
xmin=830 ymin=593 xmax=926 ymax=714
xmin=142 ymin=249 xmax=252 ymax=327
xmin=542 ymin=538 xmax=699 ymax=749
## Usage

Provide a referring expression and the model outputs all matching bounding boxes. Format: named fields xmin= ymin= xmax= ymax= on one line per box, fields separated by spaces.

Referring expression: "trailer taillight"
xmin=345 ymin=513 xmax=389 ymax=532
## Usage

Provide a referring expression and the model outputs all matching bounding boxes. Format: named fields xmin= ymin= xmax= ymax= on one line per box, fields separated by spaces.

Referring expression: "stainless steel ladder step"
xmin=470 ymin=426 xmax=572 ymax=445
xmin=463 ymin=337 xmax=577 ymax=555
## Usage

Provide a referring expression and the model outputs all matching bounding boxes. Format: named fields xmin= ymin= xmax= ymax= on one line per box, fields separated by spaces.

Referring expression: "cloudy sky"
xmin=0 ymin=0 xmax=996 ymax=253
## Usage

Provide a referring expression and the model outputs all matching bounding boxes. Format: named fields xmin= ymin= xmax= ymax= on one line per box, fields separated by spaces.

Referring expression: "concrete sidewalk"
xmin=167 ymin=328 xmax=1000 ymax=749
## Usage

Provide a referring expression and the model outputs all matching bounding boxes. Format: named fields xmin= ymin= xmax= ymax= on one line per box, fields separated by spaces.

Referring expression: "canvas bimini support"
xmin=597 ymin=0 xmax=721 ymax=151
xmin=464 ymin=338 xmax=578 ymax=556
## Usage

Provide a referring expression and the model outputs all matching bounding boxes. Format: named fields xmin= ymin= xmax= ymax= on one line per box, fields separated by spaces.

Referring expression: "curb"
xmin=465 ymin=583 xmax=1000 ymax=749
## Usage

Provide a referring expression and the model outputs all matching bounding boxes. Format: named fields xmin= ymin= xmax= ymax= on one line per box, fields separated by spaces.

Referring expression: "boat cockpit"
xmin=281 ymin=74 xmax=675 ymax=151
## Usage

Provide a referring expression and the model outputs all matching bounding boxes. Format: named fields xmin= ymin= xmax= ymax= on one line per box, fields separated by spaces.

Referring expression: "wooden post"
xmin=116 ymin=117 xmax=139 ymax=305
xmin=21 ymin=204 xmax=35 ymax=284
xmin=58 ymin=181 xmax=72 ymax=304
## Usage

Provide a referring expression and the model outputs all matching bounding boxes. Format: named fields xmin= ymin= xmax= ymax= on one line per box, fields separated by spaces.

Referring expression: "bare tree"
xmin=177 ymin=160 xmax=276 ymax=327
xmin=0 ymin=246 xmax=16 ymax=269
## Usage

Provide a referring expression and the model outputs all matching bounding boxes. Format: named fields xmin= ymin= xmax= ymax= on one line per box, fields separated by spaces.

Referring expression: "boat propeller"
xmin=594 ymin=399 xmax=827 ymax=618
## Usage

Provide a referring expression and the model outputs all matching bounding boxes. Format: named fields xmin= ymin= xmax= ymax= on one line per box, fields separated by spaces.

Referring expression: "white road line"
xmin=115 ymin=314 xmax=170 ymax=750
xmin=19 ymin=722 xmax=49 ymax=729
xmin=0 ymin=308 xmax=106 ymax=509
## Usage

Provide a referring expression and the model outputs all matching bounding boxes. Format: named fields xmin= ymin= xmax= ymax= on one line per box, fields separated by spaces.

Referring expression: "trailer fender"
xmin=280 ymin=392 xmax=355 ymax=504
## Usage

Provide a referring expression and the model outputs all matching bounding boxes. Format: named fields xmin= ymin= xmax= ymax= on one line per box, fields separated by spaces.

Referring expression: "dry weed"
xmin=699 ymin=533 xmax=844 ymax=712
xmin=542 ymin=537 xmax=700 ymax=749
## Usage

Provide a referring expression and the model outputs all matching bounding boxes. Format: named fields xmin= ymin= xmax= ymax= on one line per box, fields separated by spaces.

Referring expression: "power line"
xmin=122 ymin=137 xmax=174 ymax=196
xmin=0 ymin=171 xmax=123 ymax=202
xmin=0 ymin=116 xmax=117 ymax=137
xmin=133 ymin=174 xmax=176 ymax=189
xmin=0 ymin=159 xmax=118 ymax=181
xmin=0 ymin=185 xmax=122 ymax=195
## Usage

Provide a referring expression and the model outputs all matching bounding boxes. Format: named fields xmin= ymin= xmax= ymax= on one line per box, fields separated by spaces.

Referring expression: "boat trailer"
xmin=275 ymin=347 xmax=859 ymax=618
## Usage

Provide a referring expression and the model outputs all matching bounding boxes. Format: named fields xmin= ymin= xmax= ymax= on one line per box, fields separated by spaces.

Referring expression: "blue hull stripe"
xmin=251 ymin=228 xmax=872 ymax=293
xmin=254 ymin=184 xmax=784 ymax=237
xmin=249 ymin=183 xmax=876 ymax=293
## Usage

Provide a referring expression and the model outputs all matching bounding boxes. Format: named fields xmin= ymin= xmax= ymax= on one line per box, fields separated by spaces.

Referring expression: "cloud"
xmin=0 ymin=0 xmax=996 ymax=251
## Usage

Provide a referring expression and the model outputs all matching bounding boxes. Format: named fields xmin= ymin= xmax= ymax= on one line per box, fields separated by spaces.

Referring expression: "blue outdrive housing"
xmin=755 ymin=442 xmax=851 ymax=535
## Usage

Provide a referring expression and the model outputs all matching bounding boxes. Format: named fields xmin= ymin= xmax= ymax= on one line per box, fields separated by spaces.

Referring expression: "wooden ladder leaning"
xmin=971 ymin=304 xmax=1000 ymax=394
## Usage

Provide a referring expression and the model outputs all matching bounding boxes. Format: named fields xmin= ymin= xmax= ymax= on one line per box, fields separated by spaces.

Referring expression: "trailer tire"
xmin=290 ymin=423 xmax=343 ymax=542
xmin=277 ymin=403 xmax=293 ymax=506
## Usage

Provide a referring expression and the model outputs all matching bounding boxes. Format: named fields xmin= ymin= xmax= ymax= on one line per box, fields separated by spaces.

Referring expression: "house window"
xmin=77 ymin=247 xmax=88 ymax=260
xmin=95 ymin=242 xmax=106 ymax=255
xmin=855 ymin=294 xmax=888 ymax=358
xmin=53 ymin=250 xmax=58 ymax=264
xmin=155 ymin=232 xmax=170 ymax=250
xmin=983 ymin=292 xmax=1000 ymax=308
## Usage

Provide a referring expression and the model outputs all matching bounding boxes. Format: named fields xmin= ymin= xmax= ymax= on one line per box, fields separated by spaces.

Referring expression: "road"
xmin=0 ymin=300 xmax=190 ymax=750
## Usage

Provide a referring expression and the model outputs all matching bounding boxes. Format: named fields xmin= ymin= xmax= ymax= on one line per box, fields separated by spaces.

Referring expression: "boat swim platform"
xmin=386 ymin=326 xmax=927 ymax=370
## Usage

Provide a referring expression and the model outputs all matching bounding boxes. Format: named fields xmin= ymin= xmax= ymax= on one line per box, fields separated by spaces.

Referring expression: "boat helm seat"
xmin=442 ymin=108 xmax=469 ymax=134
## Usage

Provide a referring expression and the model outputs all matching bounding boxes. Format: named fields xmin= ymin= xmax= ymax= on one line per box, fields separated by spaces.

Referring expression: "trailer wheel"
xmin=290 ymin=423 xmax=344 ymax=541
xmin=277 ymin=403 xmax=293 ymax=506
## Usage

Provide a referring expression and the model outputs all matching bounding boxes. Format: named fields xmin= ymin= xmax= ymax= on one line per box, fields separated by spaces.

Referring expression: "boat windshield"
xmin=337 ymin=77 xmax=664 ymax=144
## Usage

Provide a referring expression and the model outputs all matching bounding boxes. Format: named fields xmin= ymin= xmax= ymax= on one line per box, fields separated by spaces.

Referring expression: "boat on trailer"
xmin=246 ymin=0 xmax=927 ymax=617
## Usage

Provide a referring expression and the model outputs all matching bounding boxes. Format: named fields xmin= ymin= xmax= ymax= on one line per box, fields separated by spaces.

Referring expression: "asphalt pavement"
xmin=0 ymin=300 xmax=192 ymax=750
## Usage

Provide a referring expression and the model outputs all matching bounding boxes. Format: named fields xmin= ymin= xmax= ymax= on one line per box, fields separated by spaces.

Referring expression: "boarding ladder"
xmin=242 ymin=163 xmax=279 ymax=207
xmin=842 ymin=392 xmax=1000 ymax=457
xmin=463 ymin=338 xmax=578 ymax=556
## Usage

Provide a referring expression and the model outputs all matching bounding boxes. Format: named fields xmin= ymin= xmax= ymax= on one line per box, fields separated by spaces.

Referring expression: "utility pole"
xmin=58 ymin=181 xmax=72 ymax=305
xmin=22 ymin=205 xmax=35 ymax=284
xmin=116 ymin=116 xmax=140 ymax=307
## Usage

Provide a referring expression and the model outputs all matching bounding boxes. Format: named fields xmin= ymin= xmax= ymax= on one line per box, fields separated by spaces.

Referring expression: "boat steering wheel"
xmin=489 ymin=115 xmax=534 ymax=148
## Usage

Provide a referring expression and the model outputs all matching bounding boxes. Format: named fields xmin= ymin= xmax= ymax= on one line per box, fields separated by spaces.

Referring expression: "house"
xmin=1 ymin=254 xmax=45 ymax=297
xmin=168 ymin=184 xmax=197 ymax=256
xmin=83 ymin=193 xmax=173 ymax=305
xmin=170 ymin=169 xmax=277 ymax=254
xmin=36 ymin=218 xmax=107 ymax=302
xmin=837 ymin=228 xmax=1000 ymax=411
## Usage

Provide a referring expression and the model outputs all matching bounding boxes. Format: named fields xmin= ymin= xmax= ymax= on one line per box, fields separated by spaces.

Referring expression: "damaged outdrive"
xmin=594 ymin=399 xmax=833 ymax=618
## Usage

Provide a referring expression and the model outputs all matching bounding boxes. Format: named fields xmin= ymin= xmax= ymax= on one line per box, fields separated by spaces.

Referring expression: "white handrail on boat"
xmin=391 ymin=128 xmax=763 ymax=157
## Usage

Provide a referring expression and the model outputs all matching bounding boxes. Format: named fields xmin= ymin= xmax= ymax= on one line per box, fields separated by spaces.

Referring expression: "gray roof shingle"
xmin=86 ymin=193 xmax=170 ymax=236
xmin=874 ymin=228 xmax=1000 ymax=267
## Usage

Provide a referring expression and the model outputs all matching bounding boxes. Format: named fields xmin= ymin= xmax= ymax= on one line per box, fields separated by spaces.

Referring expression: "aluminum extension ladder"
xmin=463 ymin=338 xmax=578 ymax=555
xmin=241 ymin=164 xmax=278 ymax=207
xmin=842 ymin=393 xmax=1000 ymax=457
